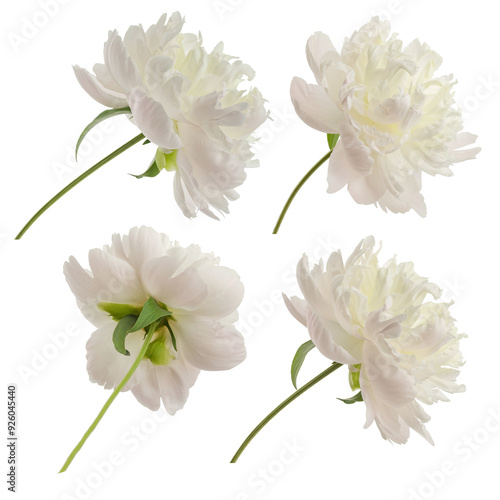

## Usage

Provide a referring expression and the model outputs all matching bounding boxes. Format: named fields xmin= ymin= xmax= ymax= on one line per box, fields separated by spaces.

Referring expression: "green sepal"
xmin=337 ymin=391 xmax=363 ymax=405
xmin=291 ymin=340 xmax=316 ymax=390
xmin=349 ymin=364 xmax=361 ymax=391
xmin=164 ymin=320 xmax=178 ymax=352
xmin=75 ymin=107 xmax=132 ymax=160
xmin=112 ymin=314 xmax=139 ymax=356
xmin=145 ymin=332 xmax=174 ymax=366
xmin=143 ymin=139 xmax=151 ymax=145
xmin=327 ymin=133 xmax=340 ymax=150
xmin=155 ymin=149 xmax=178 ymax=172
xmin=98 ymin=302 xmax=143 ymax=321
xmin=130 ymin=159 xmax=161 ymax=179
xmin=127 ymin=297 xmax=173 ymax=334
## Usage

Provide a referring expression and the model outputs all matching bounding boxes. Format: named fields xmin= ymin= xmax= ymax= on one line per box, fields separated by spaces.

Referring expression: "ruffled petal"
xmin=174 ymin=317 xmax=246 ymax=371
xmin=86 ymin=323 xmax=149 ymax=391
xmin=103 ymin=30 xmax=142 ymax=92
xmin=306 ymin=308 xmax=359 ymax=365
xmin=128 ymin=86 xmax=183 ymax=150
xmin=305 ymin=32 xmax=339 ymax=85
xmin=290 ymin=77 xmax=342 ymax=133
xmin=193 ymin=266 xmax=244 ymax=318
xmin=115 ymin=226 xmax=170 ymax=271
xmin=88 ymin=248 xmax=147 ymax=306
xmin=177 ymin=121 xmax=246 ymax=191
xmin=282 ymin=294 xmax=307 ymax=326
xmin=73 ymin=65 xmax=128 ymax=108
xmin=140 ymin=255 xmax=208 ymax=311
xmin=156 ymin=357 xmax=200 ymax=415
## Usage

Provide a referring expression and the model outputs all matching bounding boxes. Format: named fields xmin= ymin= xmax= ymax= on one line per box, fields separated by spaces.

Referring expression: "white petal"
xmin=174 ymin=317 xmax=246 ymax=371
xmin=123 ymin=24 xmax=151 ymax=74
xmin=103 ymin=31 xmax=142 ymax=93
xmin=117 ymin=226 xmax=170 ymax=270
xmin=339 ymin=118 xmax=374 ymax=175
xmin=88 ymin=248 xmax=147 ymax=306
xmin=347 ymin=162 xmax=387 ymax=205
xmin=73 ymin=65 xmax=128 ymax=108
xmin=283 ymin=294 xmax=307 ymax=327
xmin=448 ymin=132 xmax=481 ymax=163
xmin=296 ymin=255 xmax=336 ymax=320
xmin=93 ymin=63 xmax=125 ymax=94
xmin=360 ymin=342 xmax=416 ymax=408
xmin=63 ymin=256 xmax=110 ymax=327
xmin=131 ymin=363 xmax=161 ymax=410
xmin=128 ymin=87 xmax=183 ymax=150
xmin=290 ymin=77 xmax=342 ymax=133
xmin=173 ymin=170 xmax=198 ymax=219
xmin=194 ymin=266 xmax=244 ymax=318
xmin=177 ymin=121 xmax=246 ymax=191
xmin=306 ymin=309 xmax=359 ymax=365
xmin=306 ymin=32 xmax=339 ymax=85
xmin=140 ymin=256 xmax=208 ymax=310
xmin=326 ymin=140 xmax=351 ymax=193
xmin=86 ymin=323 xmax=149 ymax=391
xmin=156 ymin=357 xmax=200 ymax=415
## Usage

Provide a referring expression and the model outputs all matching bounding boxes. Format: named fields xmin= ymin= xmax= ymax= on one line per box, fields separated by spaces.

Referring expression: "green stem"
xmin=272 ymin=149 xmax=333 ymax=234
xmin=59 ymin=321 xmax=156 ymax=473
xmin=16 ymin=133 xmax=145 ymax=240
xmin=230 ymin=362 xmax=343 ymax=463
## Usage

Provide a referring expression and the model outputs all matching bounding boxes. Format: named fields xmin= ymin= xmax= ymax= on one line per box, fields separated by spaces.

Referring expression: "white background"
xmin=1 ymin=0 xmax=499 ymax=499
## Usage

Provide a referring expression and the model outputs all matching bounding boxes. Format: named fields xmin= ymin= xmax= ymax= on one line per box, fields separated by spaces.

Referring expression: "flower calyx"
xmin=99 ymin=297 xmax=178 ymax=365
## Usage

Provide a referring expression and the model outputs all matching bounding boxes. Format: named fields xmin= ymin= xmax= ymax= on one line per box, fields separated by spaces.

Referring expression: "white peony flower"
xmin=284 ymin=237 xmax=465 ymax=444
xmin=64 ymin=226 xmax=246 ymax=414
xmin=290 ymin=17 xmax=480 ymax=216
xmin=74 ymin=12 xmax=267 ymax=219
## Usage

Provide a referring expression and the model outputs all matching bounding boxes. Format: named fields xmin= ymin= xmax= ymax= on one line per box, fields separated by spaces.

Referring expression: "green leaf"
xmin=130 ymin=159 xmax=161 ymax=179
xmin=75 ymin=107 xmax=132 ymax=160
xmin=291 ymin=340 xmax=316 ymax=390
xmin=143 ymin=139 xmax=151 ymax=145
xmin=98 ymin=302 xmax=142 ymax=321
xmin=327 ymin=133 xmax=340 ymax=150
xmin=127 ymin=297 xmax=172 ymax=333
xmin=337 ymin=391 xmax=363 ymax=405
xmin=112 ymin=315 xmax=139 ymax=356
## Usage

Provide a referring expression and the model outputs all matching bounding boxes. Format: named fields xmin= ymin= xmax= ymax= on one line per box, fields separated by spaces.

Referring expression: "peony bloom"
xmin=64 ymin=226 xmax=246 ymax=414
xmin=284 ymin=237 xmax=465 ymax=444
xmin=290 ymin=17 xmax=479 ymax=216
xmin=74 ymin=13 xmax=267 ymax=219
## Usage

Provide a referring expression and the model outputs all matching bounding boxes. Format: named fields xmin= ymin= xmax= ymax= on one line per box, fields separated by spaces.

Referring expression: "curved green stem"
xmin=272 ymin=149 xmax=333 ymax=234
xmin=230 ymin=362 xmax=343 ymax=463
xmin=59 ymin=322 xmax=156 ymax=473
xmin=16 ymin=133 xmax=145 ymax=240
